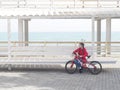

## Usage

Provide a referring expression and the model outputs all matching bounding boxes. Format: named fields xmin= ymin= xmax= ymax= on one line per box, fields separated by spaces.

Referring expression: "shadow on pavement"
xmin=0 ymin=67 xmax=119 ymax=90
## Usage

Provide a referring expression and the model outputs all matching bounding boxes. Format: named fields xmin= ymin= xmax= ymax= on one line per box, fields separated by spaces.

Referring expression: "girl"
xmin=73 ymin=43 xmax=88 ymax=73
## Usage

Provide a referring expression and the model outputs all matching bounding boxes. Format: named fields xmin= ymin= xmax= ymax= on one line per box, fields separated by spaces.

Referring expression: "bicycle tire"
xmin=88 ymin=61 xmax=102 ymax=75
xmin=65 ymin=61 xmax=77 ymax=74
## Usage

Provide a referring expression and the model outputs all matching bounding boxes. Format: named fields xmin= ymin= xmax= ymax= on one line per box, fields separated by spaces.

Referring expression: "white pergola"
xmin=0 ymin=0 xmax=119 ymax=61
xmin=3 ymin=8 xmax=118 ymax=60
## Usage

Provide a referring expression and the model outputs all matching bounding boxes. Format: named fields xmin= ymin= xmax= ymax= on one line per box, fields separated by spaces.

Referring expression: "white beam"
xmin=91 ymin=17 xmax=95 ymax=56
xmin=97 ymin=19 xmax=101 ymax=54
xmin=7 ymin=19 xmax=11 ymax=60
xmin=24 ymin=19 xmax=29 ymax=46
xmin=18 ymin=19 xmax=23 ymax=46
xmin=106 ymin=17 xmax=111 ymax=55
xmin=106 ymin=18 xmax=111 ymax=42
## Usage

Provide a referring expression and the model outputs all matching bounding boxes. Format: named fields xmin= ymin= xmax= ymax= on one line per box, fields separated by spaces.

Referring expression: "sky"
xmin=0 ymin=19 xmax=120 ymax=32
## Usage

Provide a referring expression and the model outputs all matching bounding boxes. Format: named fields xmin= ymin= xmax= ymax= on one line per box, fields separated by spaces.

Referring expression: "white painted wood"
xmin=7 ymin=19 xmax=11 ymax=61
xmin=106 ymin=17 xmax=111 ymax=54
xmin=18 ymin=19 xmax=23 ymax=46
xmin=0 ymin=0 xmax=120 ymax=8
xmin=91 ymin=17 xmax=95 ymax=55
xmin=24 ymin=19 xmax=29 ymax=46
xmin=97 ymin=19 xmax=101 ymax=54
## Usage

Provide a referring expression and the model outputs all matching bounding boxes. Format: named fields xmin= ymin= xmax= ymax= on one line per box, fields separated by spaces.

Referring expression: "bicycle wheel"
xmin=65 ymin=61 xmax=77 ymax=74
xmin=88 ymin=61 xmax=102 ymax=75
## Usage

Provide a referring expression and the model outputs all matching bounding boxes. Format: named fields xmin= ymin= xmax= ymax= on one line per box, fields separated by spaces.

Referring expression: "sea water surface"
xmin=0 ymin=32 xmax=119 ymax=42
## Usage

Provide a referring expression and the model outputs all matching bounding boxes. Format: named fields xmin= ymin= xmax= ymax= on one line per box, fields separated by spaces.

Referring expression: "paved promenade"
xmin=0 ymin=64 xmax=120 ymax=90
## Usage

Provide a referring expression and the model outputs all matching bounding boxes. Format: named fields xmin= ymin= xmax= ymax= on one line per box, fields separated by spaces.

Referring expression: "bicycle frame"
xmin=70 ymin=57 xmax=97 ymax=70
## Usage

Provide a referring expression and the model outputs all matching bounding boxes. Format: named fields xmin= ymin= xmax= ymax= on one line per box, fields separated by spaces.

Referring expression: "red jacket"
xmin=73 ymin=48 xmax=88 ymax=63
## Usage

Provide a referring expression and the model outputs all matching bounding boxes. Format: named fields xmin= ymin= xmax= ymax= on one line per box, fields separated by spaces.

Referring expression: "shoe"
xmin=79 ymin=69 xmax=83 ymax=73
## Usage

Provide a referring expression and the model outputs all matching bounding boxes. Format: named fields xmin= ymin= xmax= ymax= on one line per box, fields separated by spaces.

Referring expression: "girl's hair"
xmin=79 ymin=42 xmax=84 ymax=48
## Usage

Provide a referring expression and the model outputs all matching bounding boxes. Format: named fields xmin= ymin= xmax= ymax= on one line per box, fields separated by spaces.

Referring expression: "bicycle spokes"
xmin=70 ymin=62 xmax=74 ymax=68
xmin=65 ymin=61 xmax=77 ymax=74
xmin=88 ymin=61 xmax=102 ymax=74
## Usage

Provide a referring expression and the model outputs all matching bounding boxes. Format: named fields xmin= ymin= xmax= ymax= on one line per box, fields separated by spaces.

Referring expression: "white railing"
xmin=0 ymin=0 xmax=120 ymax=9
xmin=0 ymin=41 xmax=120 ymax=57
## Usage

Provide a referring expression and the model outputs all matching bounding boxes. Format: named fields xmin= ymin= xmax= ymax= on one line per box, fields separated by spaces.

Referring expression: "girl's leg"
xmin=74 ymin=59 xmax=81 ymax=69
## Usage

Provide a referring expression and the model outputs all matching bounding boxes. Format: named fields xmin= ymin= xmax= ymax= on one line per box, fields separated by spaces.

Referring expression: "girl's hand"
xmin=79 ymin=55 xmax=83 ymax=57
xmin=76 ymin=53 xmax=79 ymax=56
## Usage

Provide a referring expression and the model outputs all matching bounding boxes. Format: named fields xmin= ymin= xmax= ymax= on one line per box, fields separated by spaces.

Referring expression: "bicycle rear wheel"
xmin=65 ymin=61 xmax=77 ymax=74
xmin=88 ymin=61 xmax=102 ymax=75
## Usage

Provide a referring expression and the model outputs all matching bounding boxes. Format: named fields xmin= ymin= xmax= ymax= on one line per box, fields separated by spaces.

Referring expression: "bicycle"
xmin=65 ymin=55 xmax=102 ymax=75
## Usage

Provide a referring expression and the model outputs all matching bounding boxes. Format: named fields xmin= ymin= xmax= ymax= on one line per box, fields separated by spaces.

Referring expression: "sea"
xmin=0 ymin=32 xmax=120 ymax=42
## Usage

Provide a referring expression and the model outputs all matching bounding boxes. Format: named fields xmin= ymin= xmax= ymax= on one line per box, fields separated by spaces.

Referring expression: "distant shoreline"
xmin=0 ymin=32 xmax=120 ymax=42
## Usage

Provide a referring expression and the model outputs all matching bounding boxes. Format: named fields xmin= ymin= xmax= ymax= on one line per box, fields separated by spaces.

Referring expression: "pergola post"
xmin=97 ymin=19 xmax=101 ymax=55
xmin=24 ymin=19 xmax=29 ymax=46
xmin=7 ymin=19 xmax=11 ymax=61
xmin=106 ymin=17 xmax=111 ymax=55
xmin=18 ymin=19 xmax=23 ymax=46
xmin=91 ymin=17 xmax=95 ymax=56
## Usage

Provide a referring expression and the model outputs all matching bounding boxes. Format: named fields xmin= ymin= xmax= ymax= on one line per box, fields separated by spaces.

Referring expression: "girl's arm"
xmin=72 ymin=48 xmax=79 ymax=55
xmin=82 ymin=48 xmax=88 ymax=58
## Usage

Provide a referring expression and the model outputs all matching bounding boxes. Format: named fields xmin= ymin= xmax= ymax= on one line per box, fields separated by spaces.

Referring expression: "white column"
xmin=106 ymin=18 xmax=111 ymax=55
xmin=91 ymin=17 xmax=95 ymax=55
xmin=97 ymin=19 xmax=101 ymax=54
xmin=18 ymin=19 xmax=23 ymax=46
xmin=24 ymin=19 xmax=29 ymax=46
xmin=7 ymin=19 xmax=11 ymax=60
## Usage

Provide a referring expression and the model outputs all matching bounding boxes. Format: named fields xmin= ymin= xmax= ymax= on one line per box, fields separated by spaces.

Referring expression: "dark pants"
xmin=74 ymin=59 xmax=81 ymax=68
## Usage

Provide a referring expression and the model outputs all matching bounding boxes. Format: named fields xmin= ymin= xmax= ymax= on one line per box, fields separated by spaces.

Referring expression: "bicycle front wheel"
xmin=88 ymin=61 xmax=102 ymax=75
xmin=65 ymin=61 xmax=77 ymax=74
